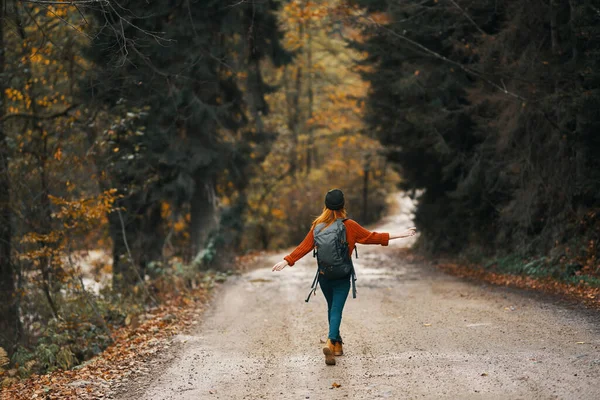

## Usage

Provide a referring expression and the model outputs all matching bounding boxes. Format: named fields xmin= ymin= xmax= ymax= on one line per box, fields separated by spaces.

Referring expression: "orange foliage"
xmin=0 ymin=288 xmax=212 ymax=399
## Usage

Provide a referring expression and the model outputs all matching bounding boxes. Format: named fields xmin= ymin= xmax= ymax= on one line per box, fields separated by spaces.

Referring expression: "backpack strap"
xmin=351 ymin=267 xmax=357 ymax=299
xmin=305 ymin=268 xmax=320 ymax=302
xmin=342 ymin=218 xmax=358 ymax=298
xmin=312 ymin=222 xmax=325 ymax=260
xmin=340 ymin=219 xmax=358 ymax=259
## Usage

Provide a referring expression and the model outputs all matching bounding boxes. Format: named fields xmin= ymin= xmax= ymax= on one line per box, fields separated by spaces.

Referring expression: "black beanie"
xmin=325 ymin=189 xmax=345 ymax=210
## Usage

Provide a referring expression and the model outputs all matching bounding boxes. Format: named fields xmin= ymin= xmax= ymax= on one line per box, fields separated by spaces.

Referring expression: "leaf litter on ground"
xmin=435 ymin=259 xmax=600 ymax=310
xmin=0 ymin=288 xmax=211 ymax=400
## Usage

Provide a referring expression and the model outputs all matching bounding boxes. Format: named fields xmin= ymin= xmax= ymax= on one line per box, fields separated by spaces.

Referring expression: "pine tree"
xmin=84 ymin=0 xmax=289 ymax=286
xmin=353 ymin=0 xmax=487 ymax=252
xmin=355 ymin=0 xmax=600 ymax=259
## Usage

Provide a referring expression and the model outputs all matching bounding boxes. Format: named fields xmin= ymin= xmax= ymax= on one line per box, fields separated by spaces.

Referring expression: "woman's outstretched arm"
xmin=272 ymin=229 xmax=314 ymax=271
xmin=389 ymin=227 xmax=417 ymax=240
xmin=348 ymin=219 xmax=416 ymax=245
xmin=347 ymin=219 xmax=390 ymax=245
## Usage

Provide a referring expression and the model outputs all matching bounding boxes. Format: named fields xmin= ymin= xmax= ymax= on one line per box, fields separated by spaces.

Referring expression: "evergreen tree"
xmin=353 ymin=0 xmax=487 ymax=252
xmin=355 ymin=0 xmax=600 ymax=260
xmin=84 ymin=0 xmax=289 ymax=287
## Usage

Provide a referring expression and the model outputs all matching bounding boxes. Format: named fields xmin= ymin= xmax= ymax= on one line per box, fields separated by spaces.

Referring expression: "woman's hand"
xmin=401 ymin=227 xmax=417 ymax=238
xmin=272 ymin=260 xmax=289 ymax=272
xmin=390 ymin=227 xmax=417 ymax=240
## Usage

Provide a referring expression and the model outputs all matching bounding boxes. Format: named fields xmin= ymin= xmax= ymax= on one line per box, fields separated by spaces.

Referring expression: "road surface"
xmin=119 ymin=195 xmax=600 ymax=399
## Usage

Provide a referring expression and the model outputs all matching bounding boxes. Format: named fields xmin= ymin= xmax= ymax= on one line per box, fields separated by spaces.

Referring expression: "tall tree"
xmin=85 ymin=0 xmax=290 ymax=283
xmin=0 ymin=0 xmax=21 ymax=354
xmin=354 ymin=0 xmax=600 ymax=262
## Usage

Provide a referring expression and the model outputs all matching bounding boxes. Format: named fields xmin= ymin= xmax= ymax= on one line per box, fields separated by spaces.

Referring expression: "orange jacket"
xmin=284 ymin=219 xmax=390 ymax=266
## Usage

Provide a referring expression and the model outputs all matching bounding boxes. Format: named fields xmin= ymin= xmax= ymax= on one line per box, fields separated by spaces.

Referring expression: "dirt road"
xmin=120 ymin=197 xmax=600 ymax=400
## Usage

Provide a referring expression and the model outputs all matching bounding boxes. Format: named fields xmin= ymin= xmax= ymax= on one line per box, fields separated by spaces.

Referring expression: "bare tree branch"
xmin=117 ymin=208 xmax=159 ymax=307
xmin=446 ymin=0 xmax=486 ymax=35
xmin=359 ymin=14 xmax=527 ymax=101
xmin=19 ymin=0 xmax=108 ymax=5
xmin=0 ymin=104 xmax=79 ymax=122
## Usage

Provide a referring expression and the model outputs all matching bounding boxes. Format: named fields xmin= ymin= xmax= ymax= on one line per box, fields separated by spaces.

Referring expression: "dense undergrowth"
xmin=479 ymin=255 xmax=600 ymax=288
xmin=0 ymin=266 xmax=229 ymax=386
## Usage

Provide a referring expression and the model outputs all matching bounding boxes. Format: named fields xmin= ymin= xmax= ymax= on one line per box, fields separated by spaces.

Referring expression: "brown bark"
xmin=0 ymin=0 xmax=21 ymax=353
xmin=550 ymin=0 xmax=560 ymax=55
xmin=190 ymin=179 xmax=217 ymax=263
xmin=362 ymin=155 xmax=370 ymax=223
xmin=286 ymin=16 xmax=304 ymax=177
xmin=568 ymin=0 xmax=578 ymax=61
xmin=306 ymin=20 xmax=314 ymax=174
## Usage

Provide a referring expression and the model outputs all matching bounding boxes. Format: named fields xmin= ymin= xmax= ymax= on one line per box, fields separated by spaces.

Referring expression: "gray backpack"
xmin=305 ymin=218 xmax=357 ymax=302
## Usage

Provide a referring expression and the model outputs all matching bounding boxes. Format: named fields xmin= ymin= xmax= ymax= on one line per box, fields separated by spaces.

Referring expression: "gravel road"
xmin=119 ymin=196 xmax=600 ymax=400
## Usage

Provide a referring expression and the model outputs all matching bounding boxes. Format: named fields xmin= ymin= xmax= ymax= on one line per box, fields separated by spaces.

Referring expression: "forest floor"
xmin=115 ymin=196 xmax=600 ymax=400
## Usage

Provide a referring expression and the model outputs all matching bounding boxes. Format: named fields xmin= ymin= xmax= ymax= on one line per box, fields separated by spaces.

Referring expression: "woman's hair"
xmin=311 ymin=206 xmax=347 ymax=231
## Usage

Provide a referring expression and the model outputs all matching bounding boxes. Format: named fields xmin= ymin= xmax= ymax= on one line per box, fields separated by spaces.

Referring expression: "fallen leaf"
xmin=249 ymin=278 xmax=272 ymax=283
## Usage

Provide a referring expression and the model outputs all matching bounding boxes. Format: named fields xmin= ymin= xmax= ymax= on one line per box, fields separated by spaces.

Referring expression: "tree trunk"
xmin=109 ymin=207 xmax=127 ymax=289
xmin=0 ymin=0 xmax=21 ymax=354
xmin=286 ymin=16 xmax=304 ymax=177
xmin=306 ymin=20 xmax=314 ymax=175
xmin=15 ymin=0 xmax=61 ymax=317
xmin=140 ymin=201 xmax=164 ymax=276
xmin=244 ymin=3 xmax=268 ymax=135
xmin=190 ymin=178 xmax=217 ymax=262
xmin=109 ymin=195 xmax=151 ymax=290
xmin=362 ymin=155 xmax=370 ymax=223
xmin=568 ymin=0 xmax=578 ymax=61
xmin=550 ymin=0 xmax=560 ymax=55
xmin=286 ymin=65 xmax=302 ymax=177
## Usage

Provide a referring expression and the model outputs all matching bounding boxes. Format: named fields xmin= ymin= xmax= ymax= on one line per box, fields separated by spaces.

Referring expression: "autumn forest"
xmin=1 ymin=0 xmax=600 ymax=393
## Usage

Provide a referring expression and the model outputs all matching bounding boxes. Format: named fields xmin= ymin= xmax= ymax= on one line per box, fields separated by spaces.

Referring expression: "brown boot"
xmin=323 ymin=339 xmax=336 ymax=365
xmin=333 ymin=340 xmax=343 ymax=356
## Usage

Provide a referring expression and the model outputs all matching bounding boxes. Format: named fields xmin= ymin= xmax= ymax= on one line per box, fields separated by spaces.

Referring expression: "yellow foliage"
xmin=21 ymin=231 xmax=62 ymax=245
xmin=271 ymin=208 xmax=285 ymax=219
xmin=0 ymin=347 xmax=9 ymax=373
xmin=49 ymin=189 xmax=120 ymax=231
xmin=54 ymin=147 xmax=62 ymax=161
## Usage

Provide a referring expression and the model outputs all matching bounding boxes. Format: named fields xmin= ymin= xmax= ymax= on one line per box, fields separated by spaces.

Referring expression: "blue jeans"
xmin=319 ymin=274 xmax=350 ymax=342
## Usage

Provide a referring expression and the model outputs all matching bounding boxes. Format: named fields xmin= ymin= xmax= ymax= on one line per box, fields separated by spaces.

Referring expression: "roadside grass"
xmin=483 ymin=255 xmax=600 ymax=288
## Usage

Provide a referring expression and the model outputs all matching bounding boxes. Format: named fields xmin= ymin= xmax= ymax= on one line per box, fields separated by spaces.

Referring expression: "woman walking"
xmin=272 ymin=189 xmax=416 ymax=365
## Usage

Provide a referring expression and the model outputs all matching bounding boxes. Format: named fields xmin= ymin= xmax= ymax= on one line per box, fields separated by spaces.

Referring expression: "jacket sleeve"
xmin=284 ymin=229 xmax=315 ymax=266
xmin=347 ymin=219 xmax=390 ymax=246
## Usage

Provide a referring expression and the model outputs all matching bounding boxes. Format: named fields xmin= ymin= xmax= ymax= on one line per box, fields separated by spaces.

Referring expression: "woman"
xmin=272 ymin=189 xmax=416 ymax=365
